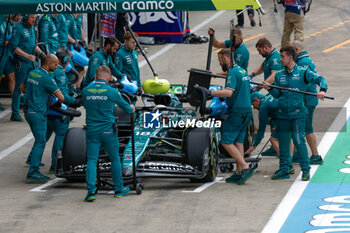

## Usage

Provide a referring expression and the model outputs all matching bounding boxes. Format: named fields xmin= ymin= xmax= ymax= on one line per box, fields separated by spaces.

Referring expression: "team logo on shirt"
xmin=30 ymin=72 xmax=42 ymax=78
xmin=272 ymin=58 xmax=279 ymax=65
xmin=87 ymin=89 xmax=108 ymax=94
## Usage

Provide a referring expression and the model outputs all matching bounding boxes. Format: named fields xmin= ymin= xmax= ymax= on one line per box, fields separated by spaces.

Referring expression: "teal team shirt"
xmin=82 ymin=48 xmax=124 ymax=88
xmin=0 ymin=18 xmax=15 ymax=57
xmin=253 ymin=94 xmax=278 ymax=146
xmin=64 ymin=14 xmax=78 ymax=42
xmin=82 ymin=79 xmax=133 ymax=134
xmin=262 ymin=48 xmax=282 ymax=80
xmin=295 ymin=50 xmax=318 ymax=107
xmin=114 ymin=45 xmax=141 ymax=87
xmin=270 ymin=65 xmax=328 ymax=120
xmin=224 ymin=40 xmax=249 ymax=71
xmin=52 ymin=14 xmax=68 ymax=48
xmin=74 ymin=14 xmax=83 ymax=41
xmin=225 ymin=64 xmax=251 ymax=115
xmin=9 ymin=21 xmax=36 ymax=63
xmin=23 ymin=67 xmax=60 ymax=113
xmin=38 ymin=14 xmax=59 ymax=54
xmin=51 ymin=65 xmax=76 ymax=105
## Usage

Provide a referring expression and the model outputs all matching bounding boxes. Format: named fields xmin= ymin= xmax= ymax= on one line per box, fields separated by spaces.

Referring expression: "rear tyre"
xmin=61 ymin=127 xmax=87 ymax=181
xmin=185 ymin=128 xmax=218 ymax=183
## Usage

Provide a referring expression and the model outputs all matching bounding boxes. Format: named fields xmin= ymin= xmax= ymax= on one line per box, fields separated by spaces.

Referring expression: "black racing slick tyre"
xmin=62 ymin=127 xmax=86 ymax=181
xmin=185 ymin=128 xmax=219 ymax=182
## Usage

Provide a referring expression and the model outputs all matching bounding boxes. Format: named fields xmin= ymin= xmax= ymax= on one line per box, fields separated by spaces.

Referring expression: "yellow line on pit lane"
xmin=322 ymin=39 xmax=350 ymax=53
xmin=243 ymin=33 xmax=265 ymax=42
xmin=305 ymin=19 xmax=350 ymax=39
xmin=213 ymin=33 xmax=265 ymax=53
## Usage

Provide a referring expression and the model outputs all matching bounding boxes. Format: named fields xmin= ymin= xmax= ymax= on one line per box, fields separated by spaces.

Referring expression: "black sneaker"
xmin=10 ymin=114 xmax=23 ymax=122
xmin=249 ymin=15 xmax=256 ymax=27
xmin=235 ymin=24 xmax=244 ymax=28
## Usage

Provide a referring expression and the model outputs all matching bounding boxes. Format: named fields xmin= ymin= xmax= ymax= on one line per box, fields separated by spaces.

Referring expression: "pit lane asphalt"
xmin=1 ymin=0 xmax=350 ymax=232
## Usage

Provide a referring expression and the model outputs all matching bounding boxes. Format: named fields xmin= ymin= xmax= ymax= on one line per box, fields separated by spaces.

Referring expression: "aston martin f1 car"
xmin=55 ymin=70 xmax=258 ymax=194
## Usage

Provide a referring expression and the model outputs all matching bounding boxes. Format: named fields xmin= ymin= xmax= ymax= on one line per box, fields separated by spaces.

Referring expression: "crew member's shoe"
xmin=10 ymin=113 xmax=23 ymax=122
xmin=310 ymin=155 xmax=323 ymax=165
xmin=225 ymin=173 xmax=241 ymax=183
xmin=302 ymin=170 xmax=310 ymax=181
xmin=26 ymin=172 xmax=50 ymax=182
xmin=249 ymin=14 xmax=256 ymax=27
xmin=84 ymin=193 xmax=96 ymax=202
xmin=271 ymin=169 xmax=290 ymax=180
xmin=49 ymin=166 xmax=55 ymax=174
xmin=237 ymin=167 xmax=255 ymax=185
xmin=25 ymin=160 xmax=45 ymax=167
xmin=261 ymin=146 xmax=278 ymax=156
xmin=114 ymin=186 xmax=130 ymax=198
xmin=289 ymin=165 xmax=295 ymax=174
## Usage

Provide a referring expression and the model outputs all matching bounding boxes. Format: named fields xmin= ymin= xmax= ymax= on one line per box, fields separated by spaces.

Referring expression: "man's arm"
xmin=111 ymin=88 xmax=134 ymax=113
xmin=264 ymin=74 xmax=281 ymax=98
xmin=0 ymin=21 xmax=8 ymax=46
xmin=57 ymin=15 xmax=68 ymax=47
xmin=245 ymin=106 xmax=270 ymax=154
xmin=38 ymin=19 xmax=49 ymax=45
xmin=20 ymin=84 xmax=26 ymax=92
xmin=265 ymin=71 xmax=276 ymax=84
xmin=80 ymin=25 xmax=86 ymax=42
xmin=45 ymin=77 xmax=64 ymax=103
xmin=114 ymin=53 xmax=123 ymax=74
xmin=53 ymin=90 xmax=65 ymax=103
xmin=55 ymin=73 xmax=77 ymax=104
xmin=305 ymin=69 xmax=328 ymax=99
xmin=9 ymin=27 xmax=36 ymax=62
xmin=208 ymin=28 xmax=225 ymax=48
xmin=250 ymin=65 xmax=264 ymax=79
xmin=108 ymin=56 xmax=124 ymax=80
xmin=211 ymin=88 xmax=233 ymax=98
xmin=253 ymin=107 xmax=269 ymax=147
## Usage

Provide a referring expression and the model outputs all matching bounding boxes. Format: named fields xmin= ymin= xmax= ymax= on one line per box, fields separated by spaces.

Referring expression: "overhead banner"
xmin=0 ymin=0 xmax=262 ymax=14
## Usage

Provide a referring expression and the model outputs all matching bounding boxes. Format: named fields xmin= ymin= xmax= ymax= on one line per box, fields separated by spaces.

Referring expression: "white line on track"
xmin=30 ymin=178 xmax=64 ymax=192
xmin=261 ymin=97 xmax=350 ymax=233
xmin=182 ymin=177 xmax=223 ymax=193
xmin=0 ymin=133 xmax=33 ymax=161
xmin=138 ymin=11 xmax=226 ymax=69
xmin=0 ymin=108 xmax=11 ymax=119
